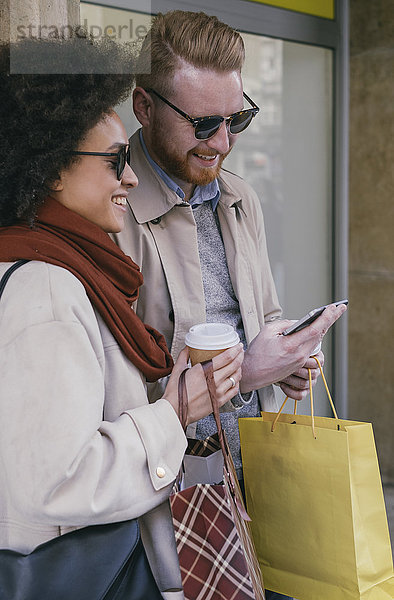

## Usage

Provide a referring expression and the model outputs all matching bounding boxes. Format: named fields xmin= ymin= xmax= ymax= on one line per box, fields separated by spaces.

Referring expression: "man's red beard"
xmin=150 ymin=116 xmax=232 ymax=186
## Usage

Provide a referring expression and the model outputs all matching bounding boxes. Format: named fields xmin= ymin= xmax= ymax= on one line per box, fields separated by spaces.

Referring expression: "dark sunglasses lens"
xmin=194 ymin=117 xmax=223 ymax=140
xmin=229 ymin=110 xmax=255 ymax=134
xmin=117 ymin=146 xmax=130 ymax=179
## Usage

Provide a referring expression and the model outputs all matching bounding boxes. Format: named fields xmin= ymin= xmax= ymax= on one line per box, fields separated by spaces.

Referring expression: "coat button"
xmin=150 ymin=217 xmax=162 ymax=225
xmin=156 ymin=467 xmax=166 ymax=478
xmin=168 ymin=309 xmax=174 ymax=322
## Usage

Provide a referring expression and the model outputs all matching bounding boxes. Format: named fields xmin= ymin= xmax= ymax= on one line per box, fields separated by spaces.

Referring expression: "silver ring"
xmin=229 ymin=376 xmax=236 ymax=388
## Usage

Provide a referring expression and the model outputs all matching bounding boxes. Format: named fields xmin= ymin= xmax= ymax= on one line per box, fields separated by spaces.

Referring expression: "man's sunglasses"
xmin=72 ymin=144 xmax=131 ymax=180
xmin=146 ymin=89 xmax=260 ymax=140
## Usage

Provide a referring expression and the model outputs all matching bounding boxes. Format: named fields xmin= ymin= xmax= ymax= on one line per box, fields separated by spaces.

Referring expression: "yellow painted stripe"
xmin=245 ymin=0 xmax=335 ymax=20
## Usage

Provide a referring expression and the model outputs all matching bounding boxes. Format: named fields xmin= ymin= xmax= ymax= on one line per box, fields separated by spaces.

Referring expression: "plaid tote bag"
xmin=170 ymin=360 xmax=265 ymax=600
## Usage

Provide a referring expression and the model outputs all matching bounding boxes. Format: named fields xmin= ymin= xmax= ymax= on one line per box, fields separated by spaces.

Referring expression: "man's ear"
xmin=133 ymin=87 xmax=154 ymax=127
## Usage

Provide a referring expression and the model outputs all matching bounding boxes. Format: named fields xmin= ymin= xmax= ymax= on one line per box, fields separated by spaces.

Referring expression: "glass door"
xmin=224 ymin=34 xmax=334 ymax=414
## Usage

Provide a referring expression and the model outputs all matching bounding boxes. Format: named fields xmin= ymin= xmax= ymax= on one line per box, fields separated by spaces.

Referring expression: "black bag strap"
xmin=0 ymin=259 xmax=30 ymax=300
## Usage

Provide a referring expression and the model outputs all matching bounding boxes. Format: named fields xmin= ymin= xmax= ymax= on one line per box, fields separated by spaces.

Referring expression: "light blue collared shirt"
xmin=139 ymin=130 xmax=220 ymax=211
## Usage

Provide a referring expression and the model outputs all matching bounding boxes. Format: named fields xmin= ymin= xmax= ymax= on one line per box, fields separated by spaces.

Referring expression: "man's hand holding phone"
xmin=240 ymin=301 xmax=347 ymax=399
xmin=275 ymin=300 xmax=348 ymax=399
xmin=281 ymin=299 xmax=348 ymax=336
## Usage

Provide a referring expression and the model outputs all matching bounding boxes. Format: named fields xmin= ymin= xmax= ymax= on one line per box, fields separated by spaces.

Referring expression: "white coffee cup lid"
xmin=185 ymin=323 xmax=240 ymax=350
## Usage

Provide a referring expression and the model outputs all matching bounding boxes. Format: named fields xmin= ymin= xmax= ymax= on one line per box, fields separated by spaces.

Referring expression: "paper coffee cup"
xmin=185 ymin=323 xmax=240 ymax=366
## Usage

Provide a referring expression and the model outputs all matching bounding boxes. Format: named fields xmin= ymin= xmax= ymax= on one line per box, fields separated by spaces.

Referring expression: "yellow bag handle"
xmin=271 ymin=356 xmax=339 ymax=438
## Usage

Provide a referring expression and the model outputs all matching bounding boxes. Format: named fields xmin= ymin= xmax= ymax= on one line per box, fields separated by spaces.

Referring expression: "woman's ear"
xmin=133 ymin=87 xmax=154 ymax=127
xmin=49 ymin=178 xmax=64 ymax=192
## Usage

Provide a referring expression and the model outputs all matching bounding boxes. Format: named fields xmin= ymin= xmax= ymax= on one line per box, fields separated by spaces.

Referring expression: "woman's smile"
xmin=52 ymin=112 xmax=138 ymax=233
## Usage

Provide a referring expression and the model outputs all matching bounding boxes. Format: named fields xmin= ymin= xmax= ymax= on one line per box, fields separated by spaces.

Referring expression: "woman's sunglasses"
xmin=72 ymin=144 xmax=131 ymax=181
xmin=146 ymin=89 xmax=260 ymax=140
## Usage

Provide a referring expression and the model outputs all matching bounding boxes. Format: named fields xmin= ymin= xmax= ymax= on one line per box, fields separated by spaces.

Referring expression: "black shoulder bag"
xmin=0 ymin=260 xmax=163 ymax=600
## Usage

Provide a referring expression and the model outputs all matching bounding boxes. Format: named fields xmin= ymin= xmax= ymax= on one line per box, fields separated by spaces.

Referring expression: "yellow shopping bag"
xmin=239 ymin=359 xmax=394 ymax=600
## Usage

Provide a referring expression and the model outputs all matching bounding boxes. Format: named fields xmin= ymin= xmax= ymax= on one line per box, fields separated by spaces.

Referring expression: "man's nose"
xmin=206 ymin=120 xmax=231 ymax=154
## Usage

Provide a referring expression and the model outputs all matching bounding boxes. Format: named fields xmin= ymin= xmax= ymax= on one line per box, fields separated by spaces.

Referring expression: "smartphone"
xmin=281 ymin=299 xmax=348 ymax=336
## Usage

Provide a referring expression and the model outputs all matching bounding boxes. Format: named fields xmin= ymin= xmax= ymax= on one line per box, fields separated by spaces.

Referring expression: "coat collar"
xmin=128 ymin=131 xmax=184 ymax=224
xmin=128 ymin=129 xmax=243 ymax=224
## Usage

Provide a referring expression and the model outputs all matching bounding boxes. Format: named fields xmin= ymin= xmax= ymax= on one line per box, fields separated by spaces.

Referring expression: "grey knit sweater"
xmin=193 ymin=202 xmax=259 ymax=478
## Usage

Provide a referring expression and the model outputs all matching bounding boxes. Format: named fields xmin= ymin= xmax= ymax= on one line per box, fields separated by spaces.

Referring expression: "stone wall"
xmin=0 ymin=0 xmax=79 ymax=42
xmin=349 ymin=0 xmax=394 ymax=483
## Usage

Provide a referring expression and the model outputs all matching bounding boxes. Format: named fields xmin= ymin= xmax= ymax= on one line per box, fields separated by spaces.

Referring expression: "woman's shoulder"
xmin=0 ymin=260 xmax=95 ymax=338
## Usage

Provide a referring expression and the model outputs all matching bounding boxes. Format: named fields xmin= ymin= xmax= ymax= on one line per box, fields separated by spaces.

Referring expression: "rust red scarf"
xmin=0 ymin=197 xmax=173 ymax=381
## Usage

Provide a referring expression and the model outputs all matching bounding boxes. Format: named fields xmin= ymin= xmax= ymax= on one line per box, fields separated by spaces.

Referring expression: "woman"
xmin=0 ymin=38 xmax=243 ymax=598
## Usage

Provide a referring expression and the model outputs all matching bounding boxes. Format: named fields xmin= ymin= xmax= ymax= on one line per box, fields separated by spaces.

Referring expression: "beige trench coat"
xmin=0 ymin=260 xmax=186 ymax=600
xmin=113 ymin=130 xmax=282 ymax=420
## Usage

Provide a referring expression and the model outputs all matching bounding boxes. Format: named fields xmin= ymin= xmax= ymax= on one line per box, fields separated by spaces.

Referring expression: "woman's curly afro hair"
xmin=0 ymin=35 xmax=136 ymax=226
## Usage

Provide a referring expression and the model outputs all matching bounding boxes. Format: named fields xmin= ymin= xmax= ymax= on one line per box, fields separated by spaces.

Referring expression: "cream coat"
xmin=113 ymin=130 xmax=283 ymax=421
xmin=0 ymin=260 xmax=186 ymax=600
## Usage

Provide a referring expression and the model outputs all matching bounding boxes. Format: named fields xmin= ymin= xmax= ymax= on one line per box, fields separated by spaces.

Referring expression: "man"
xmin=113 ymin=12 xmax=345 ymax=597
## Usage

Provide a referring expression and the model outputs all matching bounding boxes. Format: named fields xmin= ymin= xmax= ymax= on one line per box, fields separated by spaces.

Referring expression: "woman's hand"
xmin=164 ymin=344 xmax=244 ymax=427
